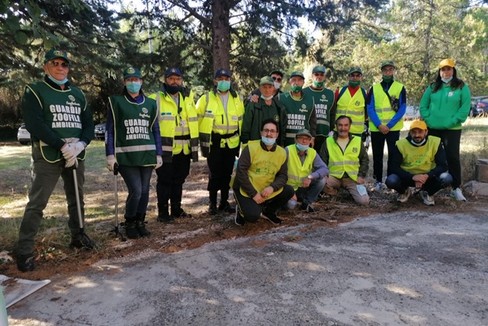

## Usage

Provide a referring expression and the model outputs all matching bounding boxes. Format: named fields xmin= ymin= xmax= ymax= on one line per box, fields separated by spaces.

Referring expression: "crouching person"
xmin=319 ymin=115 xmax=370 ymax=205
xmin=385 ymin=120 xmax=452 ymax=206
xmin=233 ymin=119 xmax=294 ymax=226
xmin=286 ymin=129 xmax=328 ymax=212
xmin=106 ymin=67 xmax=163 ymax=238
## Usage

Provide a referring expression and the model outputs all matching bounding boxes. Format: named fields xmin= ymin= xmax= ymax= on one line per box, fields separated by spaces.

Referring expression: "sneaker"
xmin=208 ymin=203 xmax=218 ymax=215
xmin=124 ymin=221 xmax=140 ymax=239
xmin=451 ymin=188 xmax=467 ymax=202
xmin=136 ymin=220 xmax=151 ymax=237
xmin=70 ymin=232 xmax=96 ymax=249
xmin=397 ymin=188 xmax=412 ymax=203
xmin=260 ymin=211 xmax=282 ymax=225
xmin=300 ymin=202 xmax=315 ymax=213
xmin=235 ymin=210 xmax=246 ymax=226
xmin=374 ymin=182 xmax=385 ymax=192
xmin=420 ymin=191 xmax=435 ymax=206
xmin=16 ymin=254 xmax=35 ymax=272
xmin=218 ymin=202 xmax=236 ymax=213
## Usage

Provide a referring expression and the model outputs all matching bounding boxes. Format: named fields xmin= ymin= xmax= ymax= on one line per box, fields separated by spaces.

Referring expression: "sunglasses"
xmin=49 ymin=61 xmax=70 ymax=68
xmin=271 ymin=76 xmax=282 ymax=82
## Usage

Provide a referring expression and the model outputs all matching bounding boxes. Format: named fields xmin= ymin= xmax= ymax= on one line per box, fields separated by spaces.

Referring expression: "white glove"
xmin=62 ymin=141 xmax=85 ymax=160
xmin=106 ymin=155 xmax=117 ymax=172
xmin=155 ymin=155 xmax=163 ymax=169
xmin=65 ymin=156 xmax=78 ymax=168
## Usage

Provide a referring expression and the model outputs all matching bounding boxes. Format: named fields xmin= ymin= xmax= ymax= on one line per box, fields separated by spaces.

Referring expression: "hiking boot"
xmin=397 ymin=188 xmax=412 ymax=203
xmin=124 ymin=220 xmax=140 ymax=239
xmin=70 ymin=232 xmax=96 ymax=249
xmin=136 ymin=220 xmax=151 ymax=237
xmin=261 ymin=211 xmax=282 ymax=225
xmin=300 ymin=203 xmax=315 ymax=213
xmin=235 ymin=210 xmax=246 ymax=226
xmin=16 ymin=254 xmax=35 ymax=272
xmin=157 ymin=214 xmax=175 ymax=223
xmin=172 ymin=209 xmax=191 ymax=219
xmin=218 ymin=201 xmax=236 ymax=213
xmin=451 ymin=188 xmax=466 ymax=201
xmin=208 ymin=203 xmax=218 ymax=215
xmin=420 ymin=191 xmax=435 ymax=206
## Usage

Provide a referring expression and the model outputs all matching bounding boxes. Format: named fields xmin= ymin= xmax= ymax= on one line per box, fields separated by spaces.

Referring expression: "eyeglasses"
xmin=49 ymin=61 xmax=70 ymax=68
xmin=271 ymin=76 xmax=282 ymax=82
xmin=262 ymin=128 xmax=277 ymax=134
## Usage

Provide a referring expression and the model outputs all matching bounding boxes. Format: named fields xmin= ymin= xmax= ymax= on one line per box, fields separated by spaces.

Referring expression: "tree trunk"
xmin=211 ymin=0 xmax=231 ymax=72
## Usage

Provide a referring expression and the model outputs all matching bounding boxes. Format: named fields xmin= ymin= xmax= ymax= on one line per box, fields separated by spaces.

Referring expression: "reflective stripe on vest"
xmin=327 ymin=136 xmax=361 ymax=181
xmin=286 ymin=144 xmax=317 ymax=190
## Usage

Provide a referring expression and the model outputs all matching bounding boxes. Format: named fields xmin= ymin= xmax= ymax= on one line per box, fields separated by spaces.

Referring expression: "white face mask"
xmin=441 ymin=77 xmax=453 ymax=84
xmin=273 ymin=81 xmax=281 ymax=90
xmin=261 ymin=94 xmax=274 ymax=101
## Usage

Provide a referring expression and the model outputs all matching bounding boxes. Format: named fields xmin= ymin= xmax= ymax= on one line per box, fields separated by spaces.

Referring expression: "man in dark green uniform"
xmin=241 ymin=76 xmax=287 ymax=146
xmin=279 ymin=71 xmax=316 ymax=146
xmin=303 ymin=65 xmax=335 ymax=151
xmin=16 ymin=49 xmax=95 ymax=272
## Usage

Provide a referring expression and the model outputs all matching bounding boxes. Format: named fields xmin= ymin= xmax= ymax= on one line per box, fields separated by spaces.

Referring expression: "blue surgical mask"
xmin=126 ymin=81 xmax=142 ymax=94
xmin=296 ymin=143 xmax=309 ymax=152
xmin=261 ymin=136 xmax=276 ymax=146
xmin=217 ymin=80 xmax=231 ymax=92
xmin=441 ymin=77 xmax=453 ymax=84
xmin=48 ymin=75 xmax=68 ymax=85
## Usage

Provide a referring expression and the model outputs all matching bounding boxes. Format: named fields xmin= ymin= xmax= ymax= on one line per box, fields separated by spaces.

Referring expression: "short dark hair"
xmin=335 ymin=115 xmax=352 ymax=125
xmin=261 ymin=118 xmax=279 ymax=132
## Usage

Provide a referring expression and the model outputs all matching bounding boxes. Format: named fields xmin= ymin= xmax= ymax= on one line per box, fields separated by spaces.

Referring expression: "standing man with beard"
xmin=149 ymin=67 xmax=199 ymax=222
xmin=303 ymin=65 xmax=335 ymax=152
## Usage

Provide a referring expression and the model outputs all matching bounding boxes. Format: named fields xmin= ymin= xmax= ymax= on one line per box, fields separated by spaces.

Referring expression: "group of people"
xmin=15 ymin=49 xmax=471 ymax=272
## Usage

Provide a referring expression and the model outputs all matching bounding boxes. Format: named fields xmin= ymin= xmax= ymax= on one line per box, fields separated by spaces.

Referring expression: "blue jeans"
xmin=118 ymin=165 xmax=153 ymax=219
xmin=296 ymin=177 xmax=327 ymax=205
xmin=385 ymin=172 xmax=453 ymax=196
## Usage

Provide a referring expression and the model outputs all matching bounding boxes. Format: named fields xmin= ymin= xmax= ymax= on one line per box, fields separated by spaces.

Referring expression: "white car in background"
xmin=17 ymin=124 xmax=31 ymax=145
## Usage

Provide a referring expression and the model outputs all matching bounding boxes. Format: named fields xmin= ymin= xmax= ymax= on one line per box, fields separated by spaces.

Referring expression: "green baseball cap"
xmin=259 ymin=76 xmax=274 ymax=86
xmin=289 ymin=71 xmax=305 ymax=79
xmin=123 ymin=67 xmax=142 ymax=79
xmin=312 ymin=65 xmax=326 ymax=74
xmin=380 ymin=60 xmax=396 ymax=70
xmin=348 ymin=66 xmax=363 ymax=75
xmin=44 ymin=49 xmax=70 ymax=64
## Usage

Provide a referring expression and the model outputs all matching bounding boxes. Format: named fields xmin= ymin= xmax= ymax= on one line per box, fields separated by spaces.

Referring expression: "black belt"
xmin=212 ymin=131 xmax=238 ymax=140
xmin=174 ymin=135 xmax=190 ymax=140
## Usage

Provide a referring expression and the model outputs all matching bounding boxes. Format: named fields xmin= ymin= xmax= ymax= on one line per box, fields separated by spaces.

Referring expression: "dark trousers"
xmin=118 ymin=165 xmax=153 ymax=220
xmin=156 ymin=153 xmax=191 ymax=216
xmin=428 ymin=129 xmax=462 ymax=188
xmin=371 ymin=130 xmax=400 ymax=183
xmin=17 ymin=145 xmax=86 ymax=256
xmin=207 ymin=144 xmax=239 ymax=205
xmin=385 ymin=173 xmax=453 ymax=196
xmin=234 ymin=185 xmax=294 ymax=222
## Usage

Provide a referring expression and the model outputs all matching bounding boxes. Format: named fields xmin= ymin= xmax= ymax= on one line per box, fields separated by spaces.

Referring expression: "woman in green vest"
xmin=106 ymin=67 xmax=163 ymax=239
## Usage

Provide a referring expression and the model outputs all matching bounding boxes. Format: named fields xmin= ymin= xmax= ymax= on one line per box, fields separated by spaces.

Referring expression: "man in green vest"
xmin=319 ymin=115 xmax=369 ymax=205
xmin=242 ymin=76 xmax=287 ymax=146
xmin=16 ymin=49 xmax=95 ymax=272
xmin=233 ymin=119 xmax=294 ymax=226
xmin=285 ymin=129 xmax=328 ymax=213
xmin=333 ymin=67 xmax=368 ymax=141
xmin=149 ymin=67 xmax=199 ymax=222
xmin=367 ymin=60 xmax=407 ymax=192
xmin=279 ymin=71 xmax=317 ymax=146
xmin=385 ymin=120 xmax=452 ymax=205
xmin=303 ymin=65 xmax=335 ymax=152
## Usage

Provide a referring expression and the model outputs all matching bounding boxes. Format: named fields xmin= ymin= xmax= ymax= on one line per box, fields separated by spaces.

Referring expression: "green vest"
xmin=240 ymin=140 xmax=286 ymax=199
xmin=108 ymin=95 xmax=158 ymax=167
xmin=279 ymin=92 xmax=315 ymax=145
xmin=369 ymin=81 xmax=404 ymax=132
xmin=327 ymin=136 xmax=362 ymax=181
xmin=336 ymin=87 xmax=366 ymax=135
xmin=27 ymin=81 xmax=87 ymax=163
xmin=286 ymin=144 xmax=316 ymax=190
xmin=149 ymin=90 xmax=199 ymax=163
xmin=303 ymin=87 xmax=335 ymax=136
xmin=396 ymin=136 xmax=441 ymax=174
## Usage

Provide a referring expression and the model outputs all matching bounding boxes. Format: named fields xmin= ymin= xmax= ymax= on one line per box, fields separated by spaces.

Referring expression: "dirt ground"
xmin=0 ymin=152 xmax=476 ymax=282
